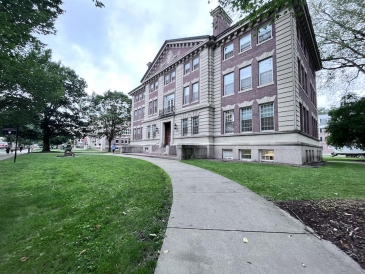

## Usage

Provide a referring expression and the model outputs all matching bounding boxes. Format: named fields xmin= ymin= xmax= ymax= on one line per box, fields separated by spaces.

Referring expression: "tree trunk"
xmin=42 ymin=123 xmax=51 ymax=152
xmin=108 ymin=138 xmax=112 ymax=152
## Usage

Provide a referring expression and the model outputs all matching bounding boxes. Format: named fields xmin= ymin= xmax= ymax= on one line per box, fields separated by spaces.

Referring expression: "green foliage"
xmin=326 ymin=94 xmax=365 ymax=150
xmin=183 ymin=159 xmax=365 ymax=201
xmin=87 ymin=91 xmax=132 ymax=152
xmin=0 ymin=153 xmax=171 ymax=273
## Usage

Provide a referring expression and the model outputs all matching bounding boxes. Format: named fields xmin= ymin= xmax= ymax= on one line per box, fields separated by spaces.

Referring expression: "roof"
xmin=140 ymin=35 xmax=211 ymax=83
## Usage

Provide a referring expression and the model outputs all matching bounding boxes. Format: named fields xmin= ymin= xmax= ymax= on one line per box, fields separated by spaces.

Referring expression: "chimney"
xmin=146 ymin=62 xmax=152 ymax=67
xmin=210 ymin=6 xmax=233 ymax=36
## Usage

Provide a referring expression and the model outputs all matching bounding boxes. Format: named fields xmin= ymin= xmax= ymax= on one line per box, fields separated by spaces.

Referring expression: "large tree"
xmin=326 ymin=94 xmax=365 ymax=150
xmin=0 ymin=0 xmax=103 ymax=54
xmin=88 ymin=91 xmax=131 ymax=152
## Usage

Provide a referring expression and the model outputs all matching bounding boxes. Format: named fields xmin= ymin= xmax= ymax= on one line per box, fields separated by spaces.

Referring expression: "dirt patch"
xmin=277 ymin=199 xmax=365 ymax=269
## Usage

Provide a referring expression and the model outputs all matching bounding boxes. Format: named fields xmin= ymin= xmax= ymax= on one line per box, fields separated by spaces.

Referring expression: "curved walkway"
xmin=121 ymin=154 xmax=364 ymax=273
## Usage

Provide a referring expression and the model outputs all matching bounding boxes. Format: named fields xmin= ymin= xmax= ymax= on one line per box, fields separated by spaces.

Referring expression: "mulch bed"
xmin=277 ymin=199 xmax=365 ymax=269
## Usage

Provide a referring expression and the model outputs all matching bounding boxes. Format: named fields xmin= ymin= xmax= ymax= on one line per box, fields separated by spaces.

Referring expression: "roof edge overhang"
xmin=140 ymin=35 xmax=211 ymax=83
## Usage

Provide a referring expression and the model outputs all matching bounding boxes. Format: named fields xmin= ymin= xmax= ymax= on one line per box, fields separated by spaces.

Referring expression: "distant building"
xmin=318 ymin=114 xmax=334 ymax=155
xmin=128 ymin=1 xmax=322 ymax=164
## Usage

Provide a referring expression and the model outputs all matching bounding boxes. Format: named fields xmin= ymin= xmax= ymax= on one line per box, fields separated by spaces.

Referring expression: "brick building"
xmin=128 ymin=2 xmax=322 ymax=164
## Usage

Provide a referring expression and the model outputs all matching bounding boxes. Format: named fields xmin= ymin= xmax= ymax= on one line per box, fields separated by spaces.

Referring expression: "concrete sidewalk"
xmin=119 ymin=154 xmax=363 ymax=274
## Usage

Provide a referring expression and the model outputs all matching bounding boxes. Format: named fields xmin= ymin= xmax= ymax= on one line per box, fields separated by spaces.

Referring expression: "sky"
xmin=38 ymin=0 xmax=329 ymax=108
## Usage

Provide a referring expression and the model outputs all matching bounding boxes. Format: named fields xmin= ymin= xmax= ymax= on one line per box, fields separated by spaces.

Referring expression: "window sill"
xmin=222 ymin=55 xmax=234 ymax=63
xmin=257 ymin=82 xmax=274 ymax=89
xmin=224 ymin=132 xmax=235 ymax=135
xmin=260 ymin=130 xmax=275 ymax=132
xmin=239 ymin=47 xmax=252 ymax=55
xmin=222 ymin=93 xmax=235 ymax=98
xmin=192 ymin=68 xmax=199 ymax=72
xmin=256 ymin=36 xmax=273 ymax=46
xmin=183 ymin=72 xmax=190 ymax=77
xmin=238 ymin=87 xmax=252 ymax=93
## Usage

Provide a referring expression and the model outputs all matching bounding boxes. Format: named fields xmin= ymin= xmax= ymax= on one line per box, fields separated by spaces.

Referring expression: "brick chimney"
xmin=211 ymin=6 xmax=233 ymax=36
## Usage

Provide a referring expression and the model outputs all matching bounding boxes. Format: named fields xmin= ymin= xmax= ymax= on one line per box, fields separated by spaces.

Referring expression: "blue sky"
xmin=38 ymin=0 xmax=332 ymax=107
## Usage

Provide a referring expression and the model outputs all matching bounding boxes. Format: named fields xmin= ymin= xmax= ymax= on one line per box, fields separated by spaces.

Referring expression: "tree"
xmin=326 ymin=94 xmax=365 ymax=150
xmin=317 ymin=107 xmax=330 ymax=115
xmin=217 ymin=0 xmax=299 ymax=25
xmin=36 ymin=63 xmax=88 ymax=152
xmin=0 ymin=0 xmax=104 ymax=54
xmin=88 ymin=91 xmax=131 ymax=152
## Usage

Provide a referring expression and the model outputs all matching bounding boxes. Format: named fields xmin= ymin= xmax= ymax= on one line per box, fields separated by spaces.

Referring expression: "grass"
xmin=182 ymin=159 xmax=365 ymax=201
xmin=0 ymin=153 xmax=172 ymax=273
xmin=323 ymin=155 xmax=365 ymax=162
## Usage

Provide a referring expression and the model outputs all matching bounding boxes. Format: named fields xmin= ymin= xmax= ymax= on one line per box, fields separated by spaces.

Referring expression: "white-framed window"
xmin=222 ymin=149 xmax=233 ymax=160
xmin=260 ymin=103 xmax=274 ymax=131
xmin=141 ymin=107 xmax=145 ymax=119
xmin=149 ymin=101 xmax=153 ymax=115
xmin=164 ymin=93 xmax=174 ymax=113
xmin=164 ymin=74 xmax=170 ymax=85
xmin=258 ymin=24 xmax=272 ymax=43
xmin=240 ymin=66 xmax=252 ymax=90
xmin=171 ymin=71 xmax=176 ymax=82
xmin=147 ymin=125 xmax=150 ymax=139
xmin=137 ymin=108 xmax=141 ymax=120
xmin=152 ymin=124 xmax=157 ymax=138
xmin=224 ymin=72 xmax=234 ymax=96
xmin=259 ymin=57 xmax=273 ymax=86
xmin=240 ymin=107 xmax=252 ymax=132
xmin=192 ymin=82 xmax=199 ymax=102
xmin=154 ymin=99 xmax=158 ymax=114
xmin=137 ymin=128 xmax=140 ymax=140
xmin=261 ymin=150 xmax=274 ymax=162
xmin=150 ymin=83 xmax=154 ymax=92
xmin=240 ymin=34 xmax=251 ymax=52
xmin=193 ymin=57 xmax=199 ymax=70
xmin=192 ymin=116 xmax=199 ymax=135
xmin=155 ymin=81 xmax=158 ymax=90
xmin=224 ymin=110 xmax=234 ymax=134
xmin=182 ymin=118 xmax=188 ymax=136
xmin=134 ymin=110 xmax=137 ymax=120
xmin=184 ymin=63 xmax=190 ymax=75
xmin=240 ymin=149 xmax=251 ymax=161
xmin=183 ymin=86 xmax=189 ymax=105
xmin=224 ymin=43 xmax=234 ymax=60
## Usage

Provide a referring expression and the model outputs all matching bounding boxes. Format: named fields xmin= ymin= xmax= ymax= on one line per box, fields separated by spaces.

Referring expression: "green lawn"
xmin=323 ymin=155 xmax=365 ymax=162
xmin=182 ymin=160 xmax=365 ymax=201
xmin=0 ymin=154 xmax=172 ymax=273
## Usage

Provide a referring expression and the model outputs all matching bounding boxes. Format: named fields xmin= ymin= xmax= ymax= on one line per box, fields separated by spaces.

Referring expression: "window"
xmin=183 ymin=86 xmax=189 ymax=105
xmin=320 ymin=128 xmax=322 ymax=133
xmin=154 ymin=99 xmax=158 ymax=114
xmin=147 ymin=126 xmax=150 ymax=139
xmin=150 ymin=83 xmax=154 ymax=92
xmin=141 ymin=107 xmax=145 ymax=119
xmin=193 ymin=57 xmax=199 ymax=70
xmin=171 ymin=71 xmax=176 ymax=82
xmin=134 ymin=110 xmax=137 ymax=120
xmin=259 ymin=57 xmax=273 ymax=86
xmin=137 ymin=108 xmax=141 ymax=120
xmin=184 ymin=63 xmax=190 ymax=75
xmin=164 ymin=93 xmax=174 ymax=113
xmin=152 ymin=124 xmax=156 ymax=138
xmin=192 ymin=82 xmax=199 ymax=102
xmin=224 ymin=72 xmax=234 ymax=96
xmin=224 ymin=110 xmax=234 ymax=133
xmin=182 ymin=118 xmax=188 ymax=136
xmin=304 ymin=72 xmax=307 ymax=94
xmin=298 ymin=58 xmax=302 ymax=86
xmin=164 ymin=74 xmax=170 ymax=85
xmin=149 ymin=101 xmax=153 ymax=115
xmin=155 ymin=81 xmax=158 ymax=90
xmin=258 ymin=24 xmax=272 ymax=43
xmin=261 ymin=150 xmax=274 ymax=161
xmin=115 ymin=139 xmax=119 ymax=144
xmin=224 ymin=43 xmax=234 ymax=59
xmin=240 ymin=107 xmax=252 ymax=132
xmin=192 ymin=116 xmax=199 ymax=135
xmin=137 ymin=128 xmax=140 ymax=140
xmin=240 ymin=149 xmax=251 ymax=161
xmin=240 ymin=34 xmax=251 ymax=52
xmin=240 ymin=66 xmax=252 ymax=90
xmin=222 ymin=149 xmax=233 ymax=160
xmin=260 ymin=103 xmax=274 ymax=131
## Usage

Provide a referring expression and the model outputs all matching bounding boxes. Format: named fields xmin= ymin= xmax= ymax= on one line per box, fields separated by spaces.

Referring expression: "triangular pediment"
xmin=141 ymin=36 xmax=210 ymax=82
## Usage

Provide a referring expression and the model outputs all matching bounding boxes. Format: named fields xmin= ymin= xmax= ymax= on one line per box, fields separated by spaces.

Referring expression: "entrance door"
xmin=164 ymin=122 xmax=171 ymax=146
